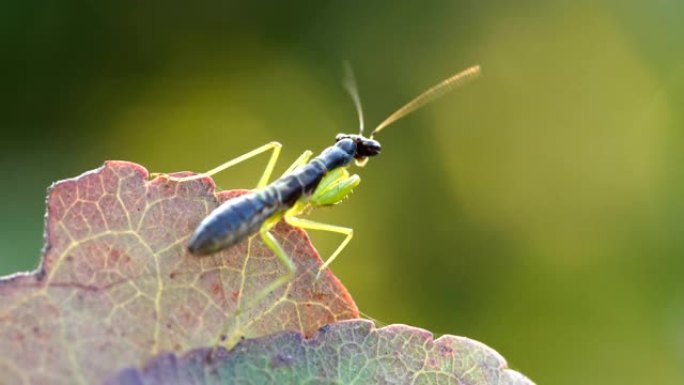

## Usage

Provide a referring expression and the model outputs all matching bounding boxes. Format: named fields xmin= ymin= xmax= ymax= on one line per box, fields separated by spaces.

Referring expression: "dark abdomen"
xmin=187 ymin=190 xmax=282 ymax=255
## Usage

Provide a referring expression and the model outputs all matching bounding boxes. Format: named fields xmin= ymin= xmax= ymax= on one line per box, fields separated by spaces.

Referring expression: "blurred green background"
xmin=2 ymin=1 xmax=683 ymax=383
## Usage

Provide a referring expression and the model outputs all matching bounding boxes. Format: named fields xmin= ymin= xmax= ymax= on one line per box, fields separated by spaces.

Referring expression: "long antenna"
xmin=342 ymin=61 xmax=366 ymax=135
xmin=371 ymin=65 xmax=481 ymax=138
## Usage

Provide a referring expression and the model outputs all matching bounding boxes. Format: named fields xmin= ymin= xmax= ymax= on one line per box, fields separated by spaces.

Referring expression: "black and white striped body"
xmin=187 ymin=136 xmax=377 ymax=256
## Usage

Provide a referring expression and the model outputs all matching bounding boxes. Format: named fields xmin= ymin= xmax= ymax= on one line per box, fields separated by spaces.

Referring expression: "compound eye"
xmin=363 ymin=139 xmax=381 ymax=156
xmin=368 ymin=140 xmax=381 ymax=154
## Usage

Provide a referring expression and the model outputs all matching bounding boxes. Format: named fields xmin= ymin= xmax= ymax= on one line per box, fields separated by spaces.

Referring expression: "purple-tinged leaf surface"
xmin=0 ymin=161 xmax=358 ymax=385
xmin=107 ymin=319 xmax=534 ymax=385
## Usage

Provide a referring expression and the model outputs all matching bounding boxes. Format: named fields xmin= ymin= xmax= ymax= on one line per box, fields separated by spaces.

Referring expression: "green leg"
xmin=243 ymin=149 xmax=316 ymax=307
xmin=281 ymin=150 xmax=313 ymax=176
xmin=309 ymin=167 xmax=360 ymax=206
xmin=284 ymin=216 xmax=353 ymax=278
xmin=168 ymin=141 xmax=282 ymax=189
xmin=237 ymin=217 xmax=297 ymax=314
xmin=211 ymin=216 xmax=296 ymax=349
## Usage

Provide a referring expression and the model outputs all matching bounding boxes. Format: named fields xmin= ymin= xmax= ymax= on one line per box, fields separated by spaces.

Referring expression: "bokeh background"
xmin=2 ymin=1 xmax=683 ymax=383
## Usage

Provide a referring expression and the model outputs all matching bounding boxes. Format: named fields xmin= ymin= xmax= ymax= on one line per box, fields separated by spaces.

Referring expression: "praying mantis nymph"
xmin=170 ymin=64 xmax=482 ymax=311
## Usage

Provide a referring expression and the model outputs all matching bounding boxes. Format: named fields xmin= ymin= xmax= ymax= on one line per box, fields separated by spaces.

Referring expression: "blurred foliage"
xmin=1 ymin=1 xmax=683 ymax=384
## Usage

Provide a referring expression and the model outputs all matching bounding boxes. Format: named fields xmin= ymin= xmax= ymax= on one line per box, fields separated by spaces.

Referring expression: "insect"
xmin=171 ymin=64 xmax=481 ymax=310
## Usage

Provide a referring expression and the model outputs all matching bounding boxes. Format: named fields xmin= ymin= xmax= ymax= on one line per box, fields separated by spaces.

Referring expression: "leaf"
xmin=0 ymin=161 xmax=358 ymax=385
xmin=106 ymin=319 xmax=535 ymax=385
